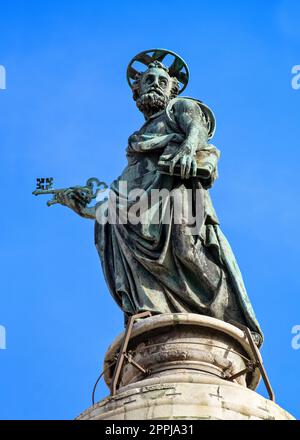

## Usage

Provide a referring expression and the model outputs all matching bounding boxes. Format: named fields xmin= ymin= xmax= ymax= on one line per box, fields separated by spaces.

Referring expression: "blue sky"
xmin=0 ymin=0 xmax=299 ymax=420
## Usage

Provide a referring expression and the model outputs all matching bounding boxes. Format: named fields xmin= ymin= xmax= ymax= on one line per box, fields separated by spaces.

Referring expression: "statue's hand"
xmin=167 ymin=142 xmax=198 ymax=179
xmin=55 ymin=188 xmax=88 ymax=212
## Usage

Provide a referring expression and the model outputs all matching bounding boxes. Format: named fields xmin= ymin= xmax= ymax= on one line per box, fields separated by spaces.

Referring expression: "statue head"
xmin=127 ymin=49 xmax=189 ymax=119
xmin=132 ymin=61 xmax=180 ymax=118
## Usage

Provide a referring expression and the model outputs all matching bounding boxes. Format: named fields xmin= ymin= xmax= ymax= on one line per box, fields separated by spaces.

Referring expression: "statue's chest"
xmin=139 ymin=115 xmax=169 ymax=136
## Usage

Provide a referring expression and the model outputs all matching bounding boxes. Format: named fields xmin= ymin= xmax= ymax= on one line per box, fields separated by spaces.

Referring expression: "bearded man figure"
xmin=58 ymin=49 xmax=263 ymax=345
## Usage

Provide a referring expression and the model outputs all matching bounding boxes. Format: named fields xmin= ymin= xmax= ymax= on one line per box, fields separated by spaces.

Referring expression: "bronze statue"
xmin=34 ymin=49 xmax=263 ymax=345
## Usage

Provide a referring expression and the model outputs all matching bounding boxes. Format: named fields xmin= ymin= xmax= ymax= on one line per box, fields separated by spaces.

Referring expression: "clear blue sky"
xmin=0 ymin=0 xmax=299 ymax=420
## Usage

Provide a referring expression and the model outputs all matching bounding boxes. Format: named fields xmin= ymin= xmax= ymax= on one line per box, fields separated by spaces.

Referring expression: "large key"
xmin=32 ymin=177 xmax=107 ymax=207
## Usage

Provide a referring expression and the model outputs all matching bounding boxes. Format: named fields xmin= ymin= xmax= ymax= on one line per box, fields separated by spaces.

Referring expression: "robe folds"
xmin=94 ymin=98 xmax=263 ymax=344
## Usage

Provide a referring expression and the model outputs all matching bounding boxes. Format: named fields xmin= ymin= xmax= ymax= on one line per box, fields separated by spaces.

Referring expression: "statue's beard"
xmin=136 ymin=91 xmax=169 ymax=118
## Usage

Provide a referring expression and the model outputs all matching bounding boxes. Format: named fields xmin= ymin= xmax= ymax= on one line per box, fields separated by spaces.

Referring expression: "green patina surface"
xmin=34 ymin=49 xmax=263 ymax=345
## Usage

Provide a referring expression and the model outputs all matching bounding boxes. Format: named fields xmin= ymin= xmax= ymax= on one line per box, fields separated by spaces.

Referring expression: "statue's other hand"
xmin=55 ymin=188 xmax=88 ymax=212
xmin=169 ymin=143 xmax=198 ymax=179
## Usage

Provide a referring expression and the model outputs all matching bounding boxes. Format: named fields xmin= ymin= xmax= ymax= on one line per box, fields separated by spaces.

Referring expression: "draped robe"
xmin=94 ymin=98 xmax=263 ymax=344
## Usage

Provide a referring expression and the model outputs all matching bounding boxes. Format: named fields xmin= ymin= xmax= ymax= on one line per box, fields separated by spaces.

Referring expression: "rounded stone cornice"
xmin=104 ymin=313 xmax=262 ymax=392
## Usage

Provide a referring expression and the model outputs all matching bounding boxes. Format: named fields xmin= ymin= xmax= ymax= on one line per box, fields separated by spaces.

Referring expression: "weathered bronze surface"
xmin=32 ymin=177 xmax=107 ymax=207
xmin=36 ymin=49 xmax=263 ymax=345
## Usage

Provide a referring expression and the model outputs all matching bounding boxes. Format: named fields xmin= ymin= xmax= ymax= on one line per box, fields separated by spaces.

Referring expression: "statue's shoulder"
xmin=165 ymin=96 xmax=216 ymax=140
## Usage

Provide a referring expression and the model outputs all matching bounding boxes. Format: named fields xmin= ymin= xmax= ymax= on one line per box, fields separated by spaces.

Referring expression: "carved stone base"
xmin=77 ymin=314 xmax=294 ymax=420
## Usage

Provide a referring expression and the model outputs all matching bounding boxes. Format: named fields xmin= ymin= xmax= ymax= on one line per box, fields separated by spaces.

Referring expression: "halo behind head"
xmin=127 ymin=49 xmax=189 ymax=94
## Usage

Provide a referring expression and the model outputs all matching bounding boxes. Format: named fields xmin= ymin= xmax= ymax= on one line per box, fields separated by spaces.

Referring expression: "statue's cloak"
xmin=94 ymin=98 xmax=263 ymax=343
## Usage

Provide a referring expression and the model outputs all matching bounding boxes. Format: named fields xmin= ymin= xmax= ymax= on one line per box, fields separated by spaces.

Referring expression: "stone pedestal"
xmin=77 ymin=314 xmax=294 ymax=420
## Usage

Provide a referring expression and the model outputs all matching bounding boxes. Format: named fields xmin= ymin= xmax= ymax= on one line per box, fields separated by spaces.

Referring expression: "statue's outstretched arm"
xmin=54 ymin=188 xmax=97 ymax=219
xmin=32 ymin=178 xmax=108 ymax=220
